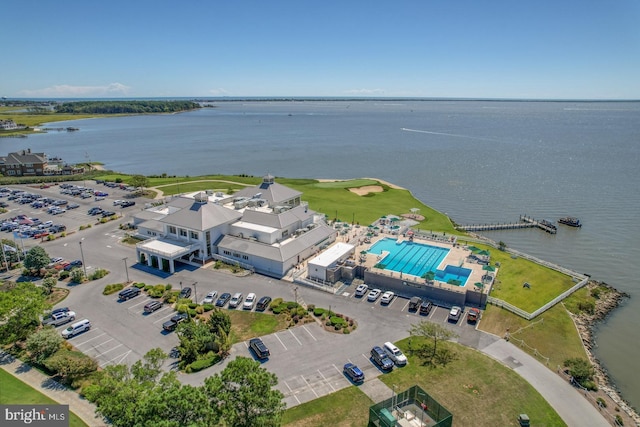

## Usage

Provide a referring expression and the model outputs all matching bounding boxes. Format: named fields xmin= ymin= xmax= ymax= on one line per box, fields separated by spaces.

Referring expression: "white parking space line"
xmin=127 ymin=299 xmax=149 ymax=309
xmin=150 ymin=306 xmax=173 ymax=316
xmin=97 ymin=343 xmax=123 ymax=356
xmin=302 ymin=325 xmax=317 ymax=341
xmin=75 ymin=332 xmax=106 ymax=346
xmin=100 ymin=350 xmax=132 ymax=367
xmin=317 ymin=369 xmax=335 ymax=392
xmin=153 ymin=312 xmax=178 ymax=324
xmin=428 ymin=308 xmax=437 ymax=319
xmin=332 ymin=364 xmax=342 ymax=375
xmin=301 ymin=375 xmax=319 ymax=397
xmin=90 ymin=338 xmax=115 ymax=349
xmin=401 ymin=299 xmax=410 ymax=311
xmin=283 ymin=381 xmax=301 ymax=404
xmin=362 ymin=353 xmax=374 ymax=366
xmin=274 ymin=333 xmax=288 ymax=351
xmin=288 ymin=329 xmax=302 ymax=346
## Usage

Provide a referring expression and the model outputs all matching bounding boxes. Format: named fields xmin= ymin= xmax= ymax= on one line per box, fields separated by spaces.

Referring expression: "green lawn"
xmin=227 ymin=310 xmax=290 ymax=343
xmin=0 ymin=369 xmax=89 ymax=427
xmin=282 ymin=386 xmax=373 ymax=427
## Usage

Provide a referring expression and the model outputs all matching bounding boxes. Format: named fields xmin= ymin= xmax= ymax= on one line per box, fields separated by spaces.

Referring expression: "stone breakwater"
xmin=571 ymin=281 xmax=640 ymax=426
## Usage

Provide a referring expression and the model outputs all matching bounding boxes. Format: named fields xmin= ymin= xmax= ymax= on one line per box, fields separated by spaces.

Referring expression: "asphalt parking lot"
xmin=1 ymin=181 xmax=488 ymax=408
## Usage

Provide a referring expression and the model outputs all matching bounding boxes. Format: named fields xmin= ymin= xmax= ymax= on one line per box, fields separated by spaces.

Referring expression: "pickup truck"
xmin=43 ymin=311 xmax=76 ymax=327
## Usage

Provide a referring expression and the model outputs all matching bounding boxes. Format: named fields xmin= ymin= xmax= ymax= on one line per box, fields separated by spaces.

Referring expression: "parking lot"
xmin=1 ymin=181 xmax=487 ymax=408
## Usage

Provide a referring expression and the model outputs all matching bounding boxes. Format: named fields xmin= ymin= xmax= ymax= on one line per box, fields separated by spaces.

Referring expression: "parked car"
xmin=371 ymin=346 xmax=394 ymax=371
xmin=49 ymin=224 xmax=66 ymax=233
xmin=43 ymin=310 xmax=76 ymax=326
xmin=144 ymin=301 xmax=163 ymax=313
xmin=383 ymin=342 xmax=408 ymax=366
xmin=64 ymin=260 xmax=83 ymax=271
xmin=101 ymin=211 xmax=116 ymax=217
xmin=61 ymin=319 xmax=91 ymax=338
xmin=408 ymin=296 xmax=422 ymax=311
xmin=120 ymin=201 xmax=136 ymax=208
xmin=228 ymin=292 xmax=244 ymax=309
xmin=367 ymin=289 xmax=382 ymax=302
xmin=67 ymin=203 xmax=80 ymax=209
xmin=51 ymin=307 xmax=70 ymax=315
xmin=448 ymin=306 xmax=462 ymax=322
xmin=256 ymin=296 xmax=272 ymax=311
xmin=118 ymin=287 xmax=141 ymax=301
xmin=380 ymin=291 xmax=395 ymax=304
xmin=202 ymin=291 xmax=218 ymax=304
xmin=249 ymin=337 xmax=270 ymax=360
xmin=243 ymin=292 xmax=257 ymax=310
xmin=215 ymin=292 xmax=232 ymax=307
xmin=419 ymin=300 xmax=433 ymax=315
xmin=162 ymin=313 xmax=189 ymax=331
xmin=467 ymin=308 xmax=481 ymax=323
xmin=355 ymin=283 xmax=369 ymax=297
xmin=179 ymin=287 xmax=192 ymax=299
xmin=343 ymin=363 xmax=365 ymax=383
xmin=88 ymin=207 xmax=103 ymax=215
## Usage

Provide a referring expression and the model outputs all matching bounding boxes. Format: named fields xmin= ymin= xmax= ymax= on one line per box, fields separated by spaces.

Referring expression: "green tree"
xmin=23 ymin=246 xmax=50 ymax=272
xmin=44 ymin=349 xmax=98 ymax=385
xmin=70 ymin=268 xmax=85 ymax=283
xmin=207 ymin=308 xmax=231 ymax=336
xmin=564 ymin=358 xmax=595 ymax=387
xmin=175 ymin=320 xmax=217 ymax=366
xmin=26 ymin=327 xmax=63 ymax=365
xmin=204 ymin=356 xmax=285 ymax=427
xmin=0 ymin=281 xmax=48 ymax=343
xmin=41 ymin=277 xmax=57 ymax=295
xmin=130 ymin=347 xmax=166 ymax=383
xmin=130 ymin=174 xmax=149 ymax=190
xmin=408 ymin=321 xmax=458 ymax=366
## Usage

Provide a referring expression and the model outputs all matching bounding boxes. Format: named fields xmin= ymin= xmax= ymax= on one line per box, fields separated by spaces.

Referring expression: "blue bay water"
xmin=12 ymin=100 xmax=640 ymax=407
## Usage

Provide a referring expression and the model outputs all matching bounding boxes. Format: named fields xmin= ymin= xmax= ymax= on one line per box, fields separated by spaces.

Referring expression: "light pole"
xmin=79 ymin=241 xmax=87 ymax=277
xmin=179 ymin=281 xmax=183 ymax=290
xmin=294 ymin=286 xmax=298 ymax=304
xmin=192 ymin=281 xmax=198 ymax=303
xmin=122 ymin=257 xmax=130 ymax=283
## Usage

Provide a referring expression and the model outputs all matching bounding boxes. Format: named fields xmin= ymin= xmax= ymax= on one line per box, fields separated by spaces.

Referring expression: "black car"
xmin=64 ymin=260 xmax=83 ymax=271
xmin=51 ymin=306 xmax=70 ymax=315
xmin=101 ymin=211 xmax=116 ymax=217
xmin=88 ymin=207 xmax=103 ymax=215
xmin=419 ymin=300 xmax=433 ymax=315
xmin=256 ymin=296 xmax=272 ymax=311
xmin=371 ymin=346 xmax=394 ymax=371
xmin=343 ymin=363 xmax=365 ymax=383
xmin=249 ymin=338 xmax=270 ymax=360
xmin=215 ymin=292 xmax=232 ymax=307
xmin=408 ymin=296 xmax=422 ymax=312
xmin=118 ymin=287 xmax=141 ymax=301
xmin=162 ymin=313 xmax=189 ymax=331
xmin=179 ymin=287 xmax=192 ymax=299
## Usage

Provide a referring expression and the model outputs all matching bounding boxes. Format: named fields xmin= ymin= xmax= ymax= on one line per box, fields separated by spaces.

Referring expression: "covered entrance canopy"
xmin=136 ymin=238 xmax=200 ymax=274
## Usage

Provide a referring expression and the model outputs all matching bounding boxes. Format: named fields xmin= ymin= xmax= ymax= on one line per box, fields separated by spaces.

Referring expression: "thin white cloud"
xmin=208 ymin=88 xmax=230 ymax=96
xmin=20 ymin=83 xmax=131 ymax=97
xmin=343 ymin=88 xmax=385 ymax=95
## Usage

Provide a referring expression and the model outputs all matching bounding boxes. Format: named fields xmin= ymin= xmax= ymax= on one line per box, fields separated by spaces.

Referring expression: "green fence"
xmin=368 ymin=385 xmax=452 ymax=427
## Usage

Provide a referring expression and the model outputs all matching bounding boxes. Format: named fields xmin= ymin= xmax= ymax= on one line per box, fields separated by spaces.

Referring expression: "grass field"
xmin=228 ymin=310 xmax=290 ymax=343
xmin=282 ymin=386 xmax=374 ymax=427
xmin=0 ymin=369 xmax=89 ymax=427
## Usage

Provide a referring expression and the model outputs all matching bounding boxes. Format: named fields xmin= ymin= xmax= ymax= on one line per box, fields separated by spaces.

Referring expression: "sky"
xmin=2 ymin=0 xmax=640 ymax=99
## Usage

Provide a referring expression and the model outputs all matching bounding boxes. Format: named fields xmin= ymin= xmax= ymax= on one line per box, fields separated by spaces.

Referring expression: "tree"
xmin=0 ymin=281 xmax=48 ymax=343
xmin=23 ymin=246 xmax=50 ymax=272
xmin=175 ymin=320 xmax=217 ymax=366
xmin=130 ymin=175 xmax=149 ymax=191
xmin=26 ymin=327 xmax=63 ymax=364
xmin=204 ymin=356 xmax=285 ymax=427
xmin=41 ymin=277 xmax=57 ymax=295
xmin=44 ymin=349 xmax=98 ymax=385
xmin=408 ymin=321 xmax=458 ymax=366
xmin=70 ymin=268 xmax=85 ymax=283
xmin=207 ymin=308 xmax=231 ymax=336
xmin=564 ymin=358 xmax=595 ymax=388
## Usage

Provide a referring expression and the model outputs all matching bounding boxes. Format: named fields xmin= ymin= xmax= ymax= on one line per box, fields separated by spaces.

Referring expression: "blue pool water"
xmin=368 ymin=238 xmax=450 ymax=277
xmin=368 ymin=239 xmax=471 ymax=286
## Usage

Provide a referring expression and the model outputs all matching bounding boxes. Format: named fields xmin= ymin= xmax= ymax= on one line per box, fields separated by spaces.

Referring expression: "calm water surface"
xmin=14 ymin=100 xmax=640 ymax=407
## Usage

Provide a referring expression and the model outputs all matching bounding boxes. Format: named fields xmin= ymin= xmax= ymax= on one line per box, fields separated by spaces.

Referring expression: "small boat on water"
xmin=558 ymin=217 xmax=582 ymax=227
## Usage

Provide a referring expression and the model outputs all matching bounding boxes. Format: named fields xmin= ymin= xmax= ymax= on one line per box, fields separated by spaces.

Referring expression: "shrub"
xmin=70 ymin=268 xmax=85 ymax=283
xmin=188 ymin=303 xmax=198 ymax=309
xmin=165 ymin=284 xmax=172 ymax=290
xmin=188 ymin=309 xmax=197 ymax=317
xmin=47 ymin=235 xmax=56 ymax=241
xmin=103 ymin=283 xmax=124 ymax=295
xmin=286 ymin=301 xmax=299 ymax=310
xmin=330 ymin=316 xmax=347 ymax=327
xmin=307 ymin=304 xmax=315 ymax=312
xmin=270 ymin=298 xmax=283 ymax=310
xmin=202 ymin=304 xmax=214 ymax=312
xmin=314 ymin=307 xmax=326 ymax=317
xmin=187 ymin=356 xmax=219 ymax=372
xmin=90 ymin=268 xmax=108 ymax=280
xmin=596 ymin=397 xmax=607 ymax=408
xmin=272 ymin=304 xmax=285 ymax=315
xmin=59 ymin=270 xmax=70 ymax=280
xmin=144 ymin=284 xmax=153 ymax=291
xmin=134 ymin=282 xmax=146 ymax=288
xmin=615 ymin=415 xmax=624 ymax=426
xmin=195 ymin=306 xmax=204 ymax=314
xmin=176 ymin=304 xmax=189 ymax=313
xmin=343 ymin=329 xmax=350 ymax=334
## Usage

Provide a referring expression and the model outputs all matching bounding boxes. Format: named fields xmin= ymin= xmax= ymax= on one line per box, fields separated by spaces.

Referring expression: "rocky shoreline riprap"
xmin=571 ymin=281 xmax=639 ymax=426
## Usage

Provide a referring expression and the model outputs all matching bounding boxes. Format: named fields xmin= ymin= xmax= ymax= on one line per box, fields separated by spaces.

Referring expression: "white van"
xmin=383 ymin=341 xmax=408 ymax=366
xmin=61 ymin=319 xmax=91 ymax=338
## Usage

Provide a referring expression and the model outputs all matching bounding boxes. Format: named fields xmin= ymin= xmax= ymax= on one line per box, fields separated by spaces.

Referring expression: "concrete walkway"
xmin=0 ymin=352 xmax=105 ymax=427
xmin=479 ymin=338 xmax=610 ymax=427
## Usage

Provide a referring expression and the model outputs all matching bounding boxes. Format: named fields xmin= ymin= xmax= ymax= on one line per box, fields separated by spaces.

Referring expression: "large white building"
xmin=134 ymin=175 xmax=337 ymax=278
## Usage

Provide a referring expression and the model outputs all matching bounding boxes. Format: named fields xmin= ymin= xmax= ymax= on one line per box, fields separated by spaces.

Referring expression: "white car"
xmin=355 ymin=284 xmax=369 ymax=297
xmin=202 ymin=291 xmax=218 ymax=304
xmin=367 ymin=288 xmax=382 ymax=302
xmin=113 ymin=200 xmax=124 ymax=206
xmin=243 ymin=292 xmax=257 ymax=310
xmin=380 ymin=291 xmax=395 ymax=304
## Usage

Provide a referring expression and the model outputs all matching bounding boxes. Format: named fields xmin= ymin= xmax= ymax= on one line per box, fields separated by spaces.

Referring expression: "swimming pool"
xmin=368 ymin=238 xmax=470 ymax=286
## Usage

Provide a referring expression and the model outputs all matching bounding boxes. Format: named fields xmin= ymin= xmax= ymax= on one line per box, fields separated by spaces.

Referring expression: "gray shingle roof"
xmin=241 ymin=205 xmax=310 ymax=229
xmin=160 ymin=199 xmax=242 ymax=230
xmin=231 ymin=181 xmax=301 ymax=207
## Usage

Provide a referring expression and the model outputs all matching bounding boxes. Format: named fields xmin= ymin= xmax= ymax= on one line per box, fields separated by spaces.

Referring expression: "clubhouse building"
xmin=133 ymin=175 xmax=337 ymax=277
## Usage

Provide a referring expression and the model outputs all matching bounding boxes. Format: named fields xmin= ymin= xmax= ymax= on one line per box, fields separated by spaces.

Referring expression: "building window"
xmin=223 ymin=250 xmax=231 ymax=256
xmin=189 ymin=231 xmax=198 ymax=239
xmin=168 ymin=226 xmax=176 ymax=234
xmin=242 ymin=255 xmax=248 ymax=260
xmin=179 ymin=229 xmax=187 ymax=237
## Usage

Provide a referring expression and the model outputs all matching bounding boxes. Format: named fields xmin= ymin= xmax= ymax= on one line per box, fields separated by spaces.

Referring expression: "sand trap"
xmin=349 ymin=185 xmax=384 ymax=196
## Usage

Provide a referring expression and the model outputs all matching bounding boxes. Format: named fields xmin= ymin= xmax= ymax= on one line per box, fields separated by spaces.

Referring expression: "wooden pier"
xmin=458 ymin=215 xmax=557 ymax=234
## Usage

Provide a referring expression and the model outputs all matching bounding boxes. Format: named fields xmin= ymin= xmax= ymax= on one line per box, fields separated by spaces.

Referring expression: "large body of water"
xmin=9 ymin=100 xmax=640 ymax=407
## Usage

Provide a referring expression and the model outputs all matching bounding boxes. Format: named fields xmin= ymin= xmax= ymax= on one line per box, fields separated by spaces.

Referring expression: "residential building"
xmin=0 ymin=149 xmax=48 ymax=176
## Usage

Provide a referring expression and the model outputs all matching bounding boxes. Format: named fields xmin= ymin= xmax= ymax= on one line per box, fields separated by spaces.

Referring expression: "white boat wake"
xmin=401 ymin=128 xmax=500 ymax=142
